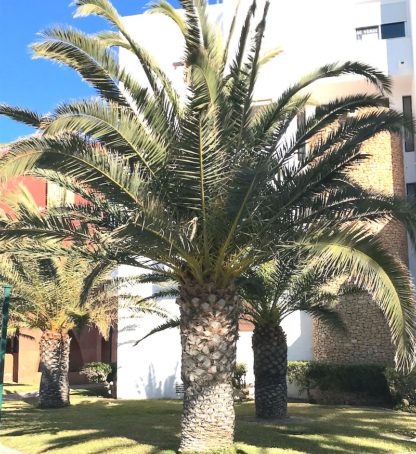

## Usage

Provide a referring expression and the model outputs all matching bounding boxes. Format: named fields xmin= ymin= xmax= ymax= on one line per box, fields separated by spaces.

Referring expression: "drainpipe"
xmin=0 ymin=285 xmax=12 ymax=420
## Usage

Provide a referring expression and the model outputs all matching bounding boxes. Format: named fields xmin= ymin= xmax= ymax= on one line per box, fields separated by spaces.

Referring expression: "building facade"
xmin=115 ymin=0 xmax=416 ymax=398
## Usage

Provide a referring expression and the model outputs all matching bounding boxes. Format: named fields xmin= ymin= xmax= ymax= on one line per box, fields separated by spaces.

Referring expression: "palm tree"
xmin=0 ymin=253 xmax=109 ymax=407
xmin=0 ymin=0 xmax=416 ymax=449
xmin=1 ymin=253 xmax=167 ymax=408
xmin=0 ymin=191 xmax=167 ymax=409
xmin=239 ymin=250 xmax=347 ymax=419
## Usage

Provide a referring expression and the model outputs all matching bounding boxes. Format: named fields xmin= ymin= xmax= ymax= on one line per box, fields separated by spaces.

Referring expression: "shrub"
xmin=233 ymin=362 xmax=248 ymax=389
xmin=287 ymin=361 xmax=390 ymax=401
xmin=81 ymin=362 xmax=112 ymax=384
xmin=288 ymin=361 xmax=416 ymax=411
xmin=385 ymin=367 xmax=416 ymax=410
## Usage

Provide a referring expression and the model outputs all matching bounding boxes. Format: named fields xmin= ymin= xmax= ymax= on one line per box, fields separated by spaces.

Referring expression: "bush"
xmin=81 ymin=362 xmax=112 ymax=384
xmin=288 ymin=361 xmax=416 ymax=411
xmin=288 ymin=361 xmax=390 ymax=401
xmin=233 ymin=362 xmax=248 ymax=389
xmin=385 ymin=367 xmax=416 ymax=410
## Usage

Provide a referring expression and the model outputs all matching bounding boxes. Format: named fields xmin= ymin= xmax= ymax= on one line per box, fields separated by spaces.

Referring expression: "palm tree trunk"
xmin=253 ymin=323 xmax=288 ymax=419
xmin=178 ymin=280 xmax=239 ymax=452
xmin=38 ymin=330 xmax=71 ymax=408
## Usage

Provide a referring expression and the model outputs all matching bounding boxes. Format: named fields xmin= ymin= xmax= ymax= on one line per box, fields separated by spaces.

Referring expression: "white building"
xmin=116 ymin=0 xmax=416 ymax=399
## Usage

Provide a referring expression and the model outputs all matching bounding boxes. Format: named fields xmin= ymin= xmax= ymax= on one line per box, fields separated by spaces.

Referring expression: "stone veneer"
xmin=313 ymin=131 xmax=408 ymax=366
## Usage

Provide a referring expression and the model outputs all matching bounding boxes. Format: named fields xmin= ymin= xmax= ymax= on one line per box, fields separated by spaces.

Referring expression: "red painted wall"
xmin=0 ymin=176 xmax=47 ymax=214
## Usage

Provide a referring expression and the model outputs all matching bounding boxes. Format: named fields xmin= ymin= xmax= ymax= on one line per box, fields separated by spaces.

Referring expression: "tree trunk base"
xmin=255 ymin=382 xmax=287 ymax=419
xmin=180 ymin=383 xmax=235 ymax=452
xmin=178 ymin=281 xmax=239 ymax=452
xmin=39 ymin=330 xmax=71 ymax=409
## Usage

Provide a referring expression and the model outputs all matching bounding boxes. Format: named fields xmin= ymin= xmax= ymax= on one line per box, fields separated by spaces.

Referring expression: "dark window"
xmin=402 ymin=96 xmax=414 ymax=152
xmin=6 ymin=333 xmax=18 ymax=354
xmin=297 ymin=110 xmax=306 ymax=159
xmin=407 ymin=183 xmax=416 ymax=200
xmin=381 ymin=22 xmax=405 ymax=39
xmin=356 ymin=26 xmax=379 ymax=40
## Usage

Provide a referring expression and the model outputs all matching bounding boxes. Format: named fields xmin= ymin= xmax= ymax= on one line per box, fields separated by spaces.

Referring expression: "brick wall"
xmin=313 ymin=131 xmax=408 ymax=366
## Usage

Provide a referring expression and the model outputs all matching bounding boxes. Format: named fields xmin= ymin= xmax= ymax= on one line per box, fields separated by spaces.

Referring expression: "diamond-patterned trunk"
xmin=253 ymin=323 xmax=287 ymax=419
xmin=38 ymin=330 xmax=71 ymax=408
xmin=178 ymin=281 xmax=239 ymax=452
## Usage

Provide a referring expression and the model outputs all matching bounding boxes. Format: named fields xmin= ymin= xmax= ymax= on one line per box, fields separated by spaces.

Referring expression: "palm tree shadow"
xmin=234 ymin=404 xmax=415 ymax=453
xmin=2 ymin=398 xmax=181 ymax=453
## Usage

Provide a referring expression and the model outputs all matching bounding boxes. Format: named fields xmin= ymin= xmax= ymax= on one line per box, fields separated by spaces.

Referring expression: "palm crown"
xmin=239 ymin=250 xmax=348 ymax=329
xmin=0 ymin=1 xmax=413 ymax=276
xmin=1 ymin=254 xmax=112 ymax=334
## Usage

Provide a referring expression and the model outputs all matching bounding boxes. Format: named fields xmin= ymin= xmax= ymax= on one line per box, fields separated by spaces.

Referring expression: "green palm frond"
xmin=148 ymin=1 xmax=187 ymax=35
xmin=0 ymin=105 xmax=45 ymax=129
xmin=133 ymin=316 xmax=180 ymax=346
xmin=31 ymin=27 xmax=148 ymax=112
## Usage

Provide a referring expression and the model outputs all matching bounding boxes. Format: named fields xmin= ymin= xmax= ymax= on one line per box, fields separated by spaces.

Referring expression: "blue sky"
xmin=0 ymin=0 xmax=221 ymax=142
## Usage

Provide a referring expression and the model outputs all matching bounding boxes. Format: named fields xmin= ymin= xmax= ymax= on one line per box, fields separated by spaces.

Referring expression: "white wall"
xmin=116 ymin=265 xmax=182 ymax=399
xmin=117 ymin=260 xmax=313 ymax=400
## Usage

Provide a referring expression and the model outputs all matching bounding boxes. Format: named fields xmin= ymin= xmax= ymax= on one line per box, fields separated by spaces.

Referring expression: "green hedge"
xmin=288 ymin=361 xmax=390 ymax=398
xmin=385 ymin=367 xmax=416 ymax=412
xmin=287 ymin=361 xmax=416 ymax=407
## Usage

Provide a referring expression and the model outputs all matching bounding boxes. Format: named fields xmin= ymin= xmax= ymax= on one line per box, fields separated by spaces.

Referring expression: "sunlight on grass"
xmin=1 ymin=397 xmax=415 ymax=453
xmin=3 ymin=383 xmax=39 ymax=395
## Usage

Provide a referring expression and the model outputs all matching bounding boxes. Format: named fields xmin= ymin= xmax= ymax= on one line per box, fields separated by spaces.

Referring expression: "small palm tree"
xmin=0 ymin=0 xmax=416 ymax=449
xmin=0 ymin=254 xmax=112 ymax=407
xmin=239 ymin=251 xmax=347 ymax=419
xmin=0 ymin=199 xmax=167 ymax=410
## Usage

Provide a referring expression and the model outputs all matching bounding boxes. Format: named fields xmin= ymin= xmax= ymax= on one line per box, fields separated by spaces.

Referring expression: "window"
xmin=380 ymin=98 xmax=390 ymax=108
xmin=407 ymin=182 xmax=416 ymax=200
xmin=6 ymin=333 xmax=18 ymax=354
xmin=173 ymin=61 xmax=191 ymax=84
xmin=402 ymin=96 xmax=414 ymax=152
xmin=356 ymin=26 xmax=379 ymax=41
xmin=356 ymin=22 xmax=405 ymax=41
xmin=381 ymin=22 xmax=405 ymax=39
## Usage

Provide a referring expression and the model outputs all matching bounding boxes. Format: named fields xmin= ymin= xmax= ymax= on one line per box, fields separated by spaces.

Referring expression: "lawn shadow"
xmin=2 ymin=399 xmax=415 ymax=454
xmin=2 ymin=397 xmax=181 ymax=453
xmin=235 ymin=403 xmax=416 ymax=453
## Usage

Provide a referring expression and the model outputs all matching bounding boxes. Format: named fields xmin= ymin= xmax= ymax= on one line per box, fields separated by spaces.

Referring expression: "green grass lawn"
xmin=1 ymin=394 xmax=415 ymax=454
xmin=3 ymin=383 xmax=39 ymax=395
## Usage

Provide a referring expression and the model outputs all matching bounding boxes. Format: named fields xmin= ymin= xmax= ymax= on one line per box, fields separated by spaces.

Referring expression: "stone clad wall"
xmin=313 ymin=131 xmax=408 ymax=365
xmin=313 ymin=293 xmax=395 ymax=364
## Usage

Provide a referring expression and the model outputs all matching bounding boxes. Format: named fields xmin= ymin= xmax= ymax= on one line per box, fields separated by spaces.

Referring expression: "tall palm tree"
xmin=0 ymin=0 xmax=416 ymax=449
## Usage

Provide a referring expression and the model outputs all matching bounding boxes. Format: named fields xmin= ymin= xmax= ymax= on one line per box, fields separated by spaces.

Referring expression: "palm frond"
xmin=133 ymin=316 xmax=180 ymax=346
